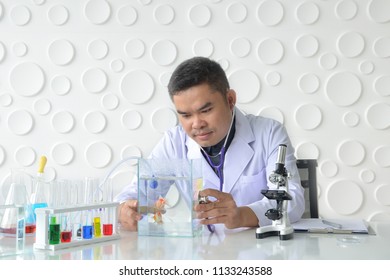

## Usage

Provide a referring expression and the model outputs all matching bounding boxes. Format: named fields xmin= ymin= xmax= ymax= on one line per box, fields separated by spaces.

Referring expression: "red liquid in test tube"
xmin=61 ymin=231 xmax=72 ymax=242
xmin=103 ymin=224 xmax=113 ymax=235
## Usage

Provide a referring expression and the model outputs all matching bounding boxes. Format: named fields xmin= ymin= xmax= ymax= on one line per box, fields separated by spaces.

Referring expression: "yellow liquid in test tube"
xmin=94 ymin=217 xmax=101 ymax=237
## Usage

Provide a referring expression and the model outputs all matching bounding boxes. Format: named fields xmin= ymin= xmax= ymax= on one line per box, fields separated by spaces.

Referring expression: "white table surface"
xmin=2 ymin=221 xmax=389 ymax=260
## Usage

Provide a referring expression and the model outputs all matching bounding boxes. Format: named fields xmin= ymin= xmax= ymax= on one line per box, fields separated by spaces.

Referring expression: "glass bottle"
xmin=31 ymin=156 xmax=48 ymax=220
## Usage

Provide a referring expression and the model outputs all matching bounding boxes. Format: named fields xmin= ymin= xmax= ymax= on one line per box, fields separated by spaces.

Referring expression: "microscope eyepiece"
xmin=276 ymin=144 xmax=287 ymax=164
xmin=275 ymin=144 xmax=287 ymax=175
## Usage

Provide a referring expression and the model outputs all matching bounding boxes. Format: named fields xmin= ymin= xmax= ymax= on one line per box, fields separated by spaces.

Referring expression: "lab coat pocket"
xmin=232 ymin=171 xmax=267 ymax=206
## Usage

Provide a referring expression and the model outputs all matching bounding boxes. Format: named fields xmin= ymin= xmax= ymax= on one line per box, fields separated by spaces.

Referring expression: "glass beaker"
xmin=0 ymin=204 xmax=25 ymax=257
xmin=0 ymin=168 xmax=36 ymax=235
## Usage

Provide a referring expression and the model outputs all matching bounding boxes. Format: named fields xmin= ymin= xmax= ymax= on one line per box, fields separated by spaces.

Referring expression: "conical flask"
xmin=31 ymin=156 xmax=48 ymax=220
xmin=0 ymin=168 xmax=36 ymax=235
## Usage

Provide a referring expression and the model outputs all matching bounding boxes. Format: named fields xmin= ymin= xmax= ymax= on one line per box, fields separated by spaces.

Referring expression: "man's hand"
xmin=194 ymin=188 xmax=259 ymax=229
xmin=118 ymin=199 xmax=142 ymax=231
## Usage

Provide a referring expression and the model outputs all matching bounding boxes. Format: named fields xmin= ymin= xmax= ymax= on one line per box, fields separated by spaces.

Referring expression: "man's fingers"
xmin=119 ymin=200 xmax=143 ymax=231
xmin=199 ymin=188 xmax=221 ymax=198
xmin=199 ymin=188 xmax=233 ymax=202
xmin=138 ymin=206 xmax=166 ymax=214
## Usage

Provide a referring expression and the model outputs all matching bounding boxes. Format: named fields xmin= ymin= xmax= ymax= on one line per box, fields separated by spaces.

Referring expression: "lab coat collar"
xmin=186 ymin=108 xmax=255 ymax=193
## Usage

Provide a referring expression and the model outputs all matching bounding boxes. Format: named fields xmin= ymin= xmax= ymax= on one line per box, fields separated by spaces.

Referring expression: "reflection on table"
xmin=2 ymin=222 xmax=390 ymax=260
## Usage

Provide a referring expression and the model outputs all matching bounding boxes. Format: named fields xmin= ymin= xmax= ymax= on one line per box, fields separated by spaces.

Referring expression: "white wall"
xmin=0 ymin=0 xmax=389 ymax=221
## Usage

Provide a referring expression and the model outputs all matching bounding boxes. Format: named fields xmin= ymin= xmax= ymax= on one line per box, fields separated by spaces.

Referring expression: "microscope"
xmin=256 ymin=144 xmax=294 ymax=240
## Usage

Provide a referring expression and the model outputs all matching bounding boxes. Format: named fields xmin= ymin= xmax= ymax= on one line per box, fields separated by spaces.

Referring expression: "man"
xmin=115 ymin=56 xmax=304 ymax=231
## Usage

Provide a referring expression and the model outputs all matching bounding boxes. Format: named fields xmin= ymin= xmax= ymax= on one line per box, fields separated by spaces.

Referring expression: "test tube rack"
xmin=33 ymin=202 xmax=119 ymax=251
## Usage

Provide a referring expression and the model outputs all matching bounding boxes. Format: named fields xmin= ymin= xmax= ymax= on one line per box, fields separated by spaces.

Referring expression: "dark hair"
xmin=168 ymin=57 xmax=230 ymax=99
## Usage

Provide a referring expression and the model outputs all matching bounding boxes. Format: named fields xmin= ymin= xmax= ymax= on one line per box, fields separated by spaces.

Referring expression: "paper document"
xmin=292 ymin=218 xmax=369 ymax=234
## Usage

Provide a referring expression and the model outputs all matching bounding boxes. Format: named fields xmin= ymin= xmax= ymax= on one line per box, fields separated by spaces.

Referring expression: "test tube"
xmin=85 ymin=177 xmax=100 ymax=239
xmin=72 ymin=214 xmax=82 ymax=240
xmin=82 ymin=210 xmax=93 ymax=239
xmin=101 ymin=178 xmax=113 ymax=236
xmin=47 ymin=181 xmax=60 ymax=244
xmin=93 ymin=215 xmax=102 ymax=237
xmin=93 ymin=182 xmax=103 ymax=239
xmin=71 ymin=180 xmax=83 ymax=240
xmin=49 ymin=215 xmax=60 ymax=245
xmin=60 ymin=216 xmax=72 ymax=243
xmin=58 ymin=180 xmax=72 ymax=243
xmin=84 ymin=177 xmax=100 ymax=204
xmin=103 ymin=220 xmax=113 ymax=236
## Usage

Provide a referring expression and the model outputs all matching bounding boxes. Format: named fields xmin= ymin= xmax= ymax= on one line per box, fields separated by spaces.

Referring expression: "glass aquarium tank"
xmin=137 ymin=158 xmax=203 ymax=237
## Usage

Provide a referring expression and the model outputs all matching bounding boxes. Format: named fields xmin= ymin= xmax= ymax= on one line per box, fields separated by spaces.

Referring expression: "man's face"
xmin=172 ymin=83 xmax=236 ymax=147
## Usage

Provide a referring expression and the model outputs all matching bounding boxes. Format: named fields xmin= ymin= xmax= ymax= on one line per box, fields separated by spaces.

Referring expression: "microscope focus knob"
xmin=265 ymin=208 xmax=283 ymax=220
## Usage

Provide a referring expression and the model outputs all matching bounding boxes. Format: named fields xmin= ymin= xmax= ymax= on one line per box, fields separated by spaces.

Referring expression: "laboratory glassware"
xmin=101 ymin=178 xmax=113 ymax=236
xmin=0 ymin=204 xmax=25 ymax=257
xmin=31 ymin=156 xmax=48 ymax=220
xmin=49 ymin=215 xmax=60 ymax=245
xmin=0 ymin=168 xmax=35 ymax=235
xmin=34 ymin=202 xmax=119 ymax=251
xmin=58 ymin=180 xmax=72 ymax=243
xmin=137 ymin=158 xmax=203 ymax=237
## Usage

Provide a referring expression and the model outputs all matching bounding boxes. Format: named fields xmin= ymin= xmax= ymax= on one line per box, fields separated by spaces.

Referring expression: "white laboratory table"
xmin=1 ymin=221 xmax=390 ymax=260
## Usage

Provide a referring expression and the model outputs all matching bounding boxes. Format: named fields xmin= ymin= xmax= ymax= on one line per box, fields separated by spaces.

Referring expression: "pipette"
xmin=31 ymin=156 xmax=48 ymax=219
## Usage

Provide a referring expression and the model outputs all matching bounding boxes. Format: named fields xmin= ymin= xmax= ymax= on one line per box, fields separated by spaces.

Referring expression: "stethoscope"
xmin=200 ymin=107 xmax=236 ymax=192
xmin=198 ymin=107 xmax=235 ymax=233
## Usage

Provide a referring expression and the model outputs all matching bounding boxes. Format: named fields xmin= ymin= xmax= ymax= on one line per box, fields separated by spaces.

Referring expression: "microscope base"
xmin=255 ymin=225 xmax=294 ymax=240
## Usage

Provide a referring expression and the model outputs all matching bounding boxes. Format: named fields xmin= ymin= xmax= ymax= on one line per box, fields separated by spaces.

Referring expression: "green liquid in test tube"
xmin=49 ymin=216 xmax=60 ymax=245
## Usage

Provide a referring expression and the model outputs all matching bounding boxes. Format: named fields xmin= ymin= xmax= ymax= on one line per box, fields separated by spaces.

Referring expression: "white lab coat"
xmin=115 ymin=108 xmax=305 ymax=226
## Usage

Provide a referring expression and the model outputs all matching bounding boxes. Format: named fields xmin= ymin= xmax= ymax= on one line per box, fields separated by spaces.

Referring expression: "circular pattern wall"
xmin=0 ymin=1 xmax=389 ymax=222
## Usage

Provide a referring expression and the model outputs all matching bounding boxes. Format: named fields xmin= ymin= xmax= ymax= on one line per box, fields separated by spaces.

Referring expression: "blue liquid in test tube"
xmin=82 ymin=210 xmax=93 ymax=239
xmin=82 ymin=225 xmax=93 ymax=239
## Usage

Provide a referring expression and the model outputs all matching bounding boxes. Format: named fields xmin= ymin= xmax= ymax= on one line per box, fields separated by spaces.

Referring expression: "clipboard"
xmin=292 ymin=218 xmax=369 ymax=234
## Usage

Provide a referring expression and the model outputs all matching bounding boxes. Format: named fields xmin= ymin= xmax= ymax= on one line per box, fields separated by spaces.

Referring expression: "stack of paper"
xmin=292 ymin=218 xmax=369 ymax=234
